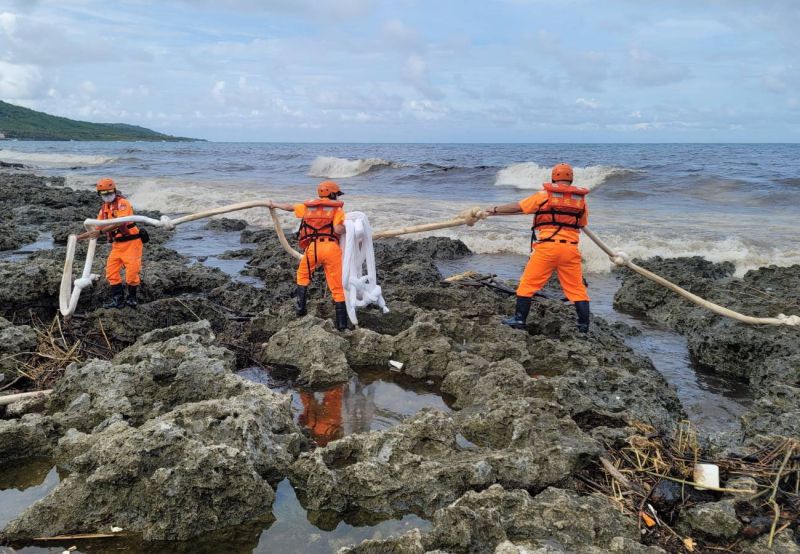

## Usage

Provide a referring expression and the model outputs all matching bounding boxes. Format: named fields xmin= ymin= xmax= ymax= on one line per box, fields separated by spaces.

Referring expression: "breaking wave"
xmin=454 ymin=230 xmax=800 ymax=276
xmin=494 ymin=162 xmax=639 ymax=191
xmin=0 ymin=149 xmax=115 ymax=168
xmin=308 ymin=156 xmax=405 ymax=178
xmin=64 ymin=174 xmax=799 ymax=278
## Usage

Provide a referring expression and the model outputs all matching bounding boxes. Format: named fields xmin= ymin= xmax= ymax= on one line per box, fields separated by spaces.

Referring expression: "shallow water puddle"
xmin=589 ymin=275 xmax=751 ymax=435
xmin=2 ymin=447 xmax=427 ymax=553
xmin=237 ymin=366 xmax=453 ymax=445
xmin=165 ymin=220 xmax=262 ymax=287
xmin=250 ymin=479 xmax=428 ymax=553
xmin=0 ymin=459 xmax=60 ymax=529
xmin=0 ymin=233 xmax=55 ymax=262
xmin=438 ymin=254 xmax=751 ymax=435
xmin=6 ymin=478 xmax=428 ymax=554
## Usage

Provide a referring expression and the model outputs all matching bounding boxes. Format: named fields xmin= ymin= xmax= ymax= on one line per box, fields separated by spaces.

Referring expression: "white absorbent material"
xmin=342 ymin=212 xmax=389 ymax=325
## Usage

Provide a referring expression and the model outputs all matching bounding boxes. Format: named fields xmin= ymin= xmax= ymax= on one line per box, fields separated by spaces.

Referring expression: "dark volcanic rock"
xmin=1 ymin=321 xmax=305 ymax=541
xmin=203 ymin=217 xmax=247 ymax=232
xmin=5 ymin=392 xmax=298 ymax=541
xmin=0 ymin=218 xmax=37 ymax=251
xmin=290 ymin=411 xmax=600 ymax=522
xmin=0 ymin=317 xmax=37 ymax=373
xmin=341 ymin=484 xmax=666 ymax=554
xmin=0 ymin=176 xmax=700 ymax=551
xmin=615 ymin=257 xmax=800 ymax=441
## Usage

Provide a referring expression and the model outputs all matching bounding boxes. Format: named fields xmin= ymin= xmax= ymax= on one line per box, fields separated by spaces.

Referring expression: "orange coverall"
xmin=298 ymin=387 xmax=344 ymax=446
xmin=294 ymin=203 xmax=346 ymax=302
xmin=98 ymin=197 xmax=142 ymax=286
xmin=516 ymin=191 xmax=590 ymax=302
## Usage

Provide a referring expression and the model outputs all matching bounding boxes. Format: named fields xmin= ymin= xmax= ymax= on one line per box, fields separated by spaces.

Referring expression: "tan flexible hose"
xmin=580 ymin=227 xmax=799 ymax=327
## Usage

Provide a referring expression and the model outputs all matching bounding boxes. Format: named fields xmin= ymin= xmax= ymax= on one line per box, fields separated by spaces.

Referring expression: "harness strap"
xmin=111 ymin=233 xmax=141 ymax=244
xmin=536 ymin=238 xmax=579 ymax=245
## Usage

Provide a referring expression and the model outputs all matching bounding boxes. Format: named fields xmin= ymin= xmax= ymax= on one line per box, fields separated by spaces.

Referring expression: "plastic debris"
xmin=693 ymin=463 xmax=720 ymax=490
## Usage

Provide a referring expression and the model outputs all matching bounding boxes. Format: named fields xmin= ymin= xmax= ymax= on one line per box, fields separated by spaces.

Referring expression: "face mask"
xmin=101 ymin=192 xmax=116 ymax=203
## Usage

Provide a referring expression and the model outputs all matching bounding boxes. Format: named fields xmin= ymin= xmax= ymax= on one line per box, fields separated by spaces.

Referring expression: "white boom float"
xmin=343 ymin=212 xmax=389 ymax=325
xmin=59 ymin=201 xmax=391 ymax=325
xmin=60 ymin=202 xmax=798 ymax=327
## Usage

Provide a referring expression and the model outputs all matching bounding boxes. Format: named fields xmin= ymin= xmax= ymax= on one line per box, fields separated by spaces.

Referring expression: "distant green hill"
xmin=0 ymin=100 xmax=201 ymax=141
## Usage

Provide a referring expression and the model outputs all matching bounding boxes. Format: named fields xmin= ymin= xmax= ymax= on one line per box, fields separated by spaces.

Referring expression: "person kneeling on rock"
xmin=486 ymin=163 xmax=591 ymax=333
xmin=77 ymin=178 xmax=144 ymax=309
xmin=269 ymin=181 xmax=348 ymax=331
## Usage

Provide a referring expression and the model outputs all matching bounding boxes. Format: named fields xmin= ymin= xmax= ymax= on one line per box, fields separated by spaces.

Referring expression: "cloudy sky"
xmin=1 ymin=0 xmax=798 ymax=142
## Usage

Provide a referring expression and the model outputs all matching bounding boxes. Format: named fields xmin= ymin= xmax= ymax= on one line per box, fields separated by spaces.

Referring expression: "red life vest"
xmin=298 ymin=199 xmax=343 ymax=250
xmin=99 ymin=195 xmax=139 ymax=243
xmin=532 ymin=182 xmax=589 ymax=240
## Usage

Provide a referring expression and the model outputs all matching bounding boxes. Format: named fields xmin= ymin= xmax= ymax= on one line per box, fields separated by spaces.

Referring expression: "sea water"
xmin=1 ymin=142 xmax=798 ymax=276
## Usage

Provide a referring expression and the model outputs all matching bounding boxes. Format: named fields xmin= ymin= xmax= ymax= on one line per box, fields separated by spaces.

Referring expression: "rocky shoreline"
xmin=614 ymin=257 xmax=800 ymax=445
xmin=0 ymin=173 xmax=798 ymax=552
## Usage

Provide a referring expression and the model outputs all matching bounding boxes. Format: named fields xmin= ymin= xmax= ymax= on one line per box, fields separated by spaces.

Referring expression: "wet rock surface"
xmin=615 ymin=257 xmax=800 ymax=441
xmin=339 ymin=484 xmax=668 ymax=554
xmin=678 ymin=499 xmax=742 ymax=540
xmin=1 ymin=321 xmax=305 ymax=541
xmin=0 ymin=317 xmax=37 ymax=374
xmin=4 ymin=174 xmax=794 ymax=551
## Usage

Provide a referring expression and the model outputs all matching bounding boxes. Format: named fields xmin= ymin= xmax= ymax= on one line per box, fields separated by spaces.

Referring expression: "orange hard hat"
xmin=96 ymin=178 xmax=116 ymax=193
xmin=551 ymin=163 xmax=574 ymax=183
xmin=317 ymin=180 xmax=343 ymax=198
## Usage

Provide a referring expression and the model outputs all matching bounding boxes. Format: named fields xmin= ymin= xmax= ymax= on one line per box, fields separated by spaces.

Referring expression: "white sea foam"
xmin=494 ymin=162 xmax=635 ymax=191
xmin=308 ymin=156 xmax=402 ymax=178
xmin=0 ymin=149 xmax=115 ymax=168
xmin=63 ymin=175 xmax=800 ymax=277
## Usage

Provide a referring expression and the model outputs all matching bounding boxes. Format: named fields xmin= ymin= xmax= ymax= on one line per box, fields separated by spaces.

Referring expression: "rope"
xmin=581 ymin=227 xmax=799 ymax=327
xmin=65 ymin=201 xmax=799 ymax=327
xmin=61 ymin=202 xmax=303 ymax=316
xmin=370 ymin=208 xmax=798 ymax=327
xmin=372 ymin=207 xmax=488 ymax=239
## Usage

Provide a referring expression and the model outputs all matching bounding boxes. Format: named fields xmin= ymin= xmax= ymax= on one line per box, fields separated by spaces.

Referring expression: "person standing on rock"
xmin=269 ymin=181 xmax=348 ymax=331
xmin=76 ymin=178 xmax=144 ymax=309
xmin=486 ymin=163 xmax=591 ymax=332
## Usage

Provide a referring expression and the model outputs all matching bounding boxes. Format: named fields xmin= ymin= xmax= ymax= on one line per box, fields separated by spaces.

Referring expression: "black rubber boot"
xmin=502 ymin=296 xmax=532 ymax=330
xmin=104 ymin=284 xmax=125 ymax=309
xmin=334 ymin=301 xmax=348 ymax=331
xmin=575 ymin=301 xmax=591 ymax=333
xmin=294 ymin=285 xmax=308 ymax=316
xmin=125 ymin=285 xmax=138 ymax=308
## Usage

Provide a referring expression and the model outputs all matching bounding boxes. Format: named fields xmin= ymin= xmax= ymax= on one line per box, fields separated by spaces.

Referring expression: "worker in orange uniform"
xmin=298 ymin=385 xmax=345 ymax=446
xmin=486 ymin=163 xmax=591 ymax=332
xmin=270 ymin=181 xmax=348 ymax=331
xmin=77 ymin=178 xmax=144 ymax=309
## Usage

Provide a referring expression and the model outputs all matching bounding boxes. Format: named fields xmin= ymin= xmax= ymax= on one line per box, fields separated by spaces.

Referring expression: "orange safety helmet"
xmin=317 ymin=180 xmax=343 ymax=198
xmin=96 ymin=178 xmax=116 ymax=193
xmin=551 ymin=163 xmax=574 ymax=183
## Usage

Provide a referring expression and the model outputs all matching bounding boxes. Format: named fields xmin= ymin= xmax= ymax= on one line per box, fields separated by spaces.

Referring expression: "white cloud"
xmin=645 ymin=18 xmax=731 ymax=41
xmin=762 ymin=66 xmax=791 ymax=94
xmin=211 ymin=80 xmax=226 ymax=102
xmin=0 ymin=11 xmax=17 ymax=33
xmin=0 ymin=60 xmax=44 ymax=99
xmin=0 ymin=10 xmax=149 ymax=67
xmin=403 ymin=99 xmax=447 ymax=121
xmin=383 ymin=19 xmax=419 ymax=48
xmin=403 ymin=54 xmax=443 ymax=100
xmin=170 ymin=0 xmax=375 ymax=20
xmin=575 ymin=97 xmax=599 ymax=109
xmin=80 ymin=81 xmax=97 ymax=95
xmin=626 ymin=47 xmax=690 ymax=87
